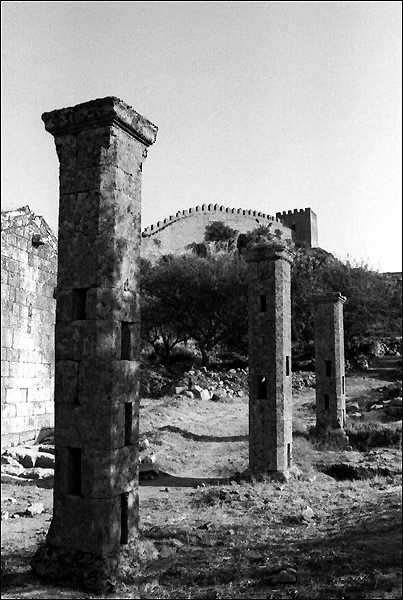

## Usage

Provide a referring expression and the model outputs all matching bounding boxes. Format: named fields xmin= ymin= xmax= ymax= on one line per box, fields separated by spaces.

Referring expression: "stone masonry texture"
xmin=1 ymin=206 xmax=57 ymax=450
xmin=311 ymin=293 xmax=347 ymax=432
xmin=30 ymin=97 xmax=157 ymax=590
xmin=245 ymin=243 xmax=294 ymax=475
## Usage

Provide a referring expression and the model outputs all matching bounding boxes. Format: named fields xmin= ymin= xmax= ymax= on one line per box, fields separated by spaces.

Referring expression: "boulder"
xmin=4 ymin=447 xmax=37 ymax=468
xmin=270 ymin=568 xmax=298 ymax=584
xmin=26 ymin=502 xmax=44 ymax=516
xmin=1 ymin=455 xmax=22 ymax=468
xmin=35 ymin=451 xmax=55 ymax=469
xmin=18 ymin=467 xmax=54 ymax=481
xmin=192 ymin=385 xmax=204 ymax=398
xmin=139 ymin=438 xmax=150 ymax=451
xmin=199 ymin=389 xmax=212 ymax=401
xmin=38 ymin=445 xmax=55 ymax=456
xmin=142 ymin=454 xmax=156 ymax=464
xmin=301 ymin=506 xmax=315 ymax=522
xmin=1 ymin=463 xmax=25 ymax=476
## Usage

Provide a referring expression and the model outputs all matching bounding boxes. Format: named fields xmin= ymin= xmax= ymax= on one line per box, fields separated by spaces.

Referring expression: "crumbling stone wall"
xmin=1 ymin=206 xmax=57 ymax=449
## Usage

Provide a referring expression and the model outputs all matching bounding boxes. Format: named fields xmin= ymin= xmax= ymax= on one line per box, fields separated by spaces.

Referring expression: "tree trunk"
xmin=199 ymin=345 xmax=210 ymax=366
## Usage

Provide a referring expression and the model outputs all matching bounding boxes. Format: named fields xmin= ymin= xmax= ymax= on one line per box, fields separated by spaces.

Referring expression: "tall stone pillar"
xmin=311 ymin=293 xmax=347 ymax=432
xmin=31 ymin=97 xmax=157 ymax=591
xmin=245 ymin=243 xmax=294 ymax=476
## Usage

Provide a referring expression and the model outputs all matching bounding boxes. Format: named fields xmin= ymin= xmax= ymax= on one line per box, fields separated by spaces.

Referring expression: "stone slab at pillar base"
xmin=31 ymin=539 xmax=158 ymax=594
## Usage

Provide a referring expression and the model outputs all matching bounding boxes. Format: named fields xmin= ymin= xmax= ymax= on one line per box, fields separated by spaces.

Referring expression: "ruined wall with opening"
xmin=1 ymin=206 xmax=57 ymax=449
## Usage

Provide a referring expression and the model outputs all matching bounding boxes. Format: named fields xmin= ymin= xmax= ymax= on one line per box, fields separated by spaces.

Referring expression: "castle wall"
xmin=141 ymin=205 xmax=294 ymax=263
xmin=1 ymin=206 xmax=57 ymax=449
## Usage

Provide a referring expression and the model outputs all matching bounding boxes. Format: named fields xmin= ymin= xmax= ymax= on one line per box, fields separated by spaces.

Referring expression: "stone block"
xmin=46 ymin=493 xmax=123 ymax=555
xmin=55 ymin=361 xmax=79 ymax=404
xmin=56 ymin=234 xmax=140 ymax=290
xmin=1 ymin=361 xmax=10 ymax=377
xmin=54 ymin=445 xmax=138 ymax=499
xmin=75 ymin=121 xmax=146 ymax=171
xmin=55 ymin=360 xmax=79 ymax=404
xmin=1 ymin=327 xmax=13 ymax=348
xmin=54 ymin=402 xmax=138 ymax=451
xmin=77 ymin=360 xmax=140 ymax=405
xmin=1 ymin=402 xmax=17 ymax=418
xmin=85 ymin=288 xmax=139 ymax=321
xmin=6 ymin=387 xmax=28 ymax=404
xmin=82 ymin=446 xmax=138 ymax=498
xmin=55 ymin=320 xmax=122 ymax=360
xmin=16 ymin=402 xmax=33 ymax=417
xmin=58 ymin=188 xmax=141 ymax=241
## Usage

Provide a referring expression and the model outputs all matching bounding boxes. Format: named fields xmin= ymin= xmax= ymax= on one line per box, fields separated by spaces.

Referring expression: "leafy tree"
xmin=290 ymin=251 xmax=402 ymax=362
xmin=237 ymin=223 xmax=294 ymax=255
xmin=188 ymin=221 xmax=239 ymax=258
xmin=140 ymin=254 xmax=248 ymax=365
xmin=204 ymin=221 xmax=238 ymax=243
xmin=140 ymin=258 xmax=189 ymax=362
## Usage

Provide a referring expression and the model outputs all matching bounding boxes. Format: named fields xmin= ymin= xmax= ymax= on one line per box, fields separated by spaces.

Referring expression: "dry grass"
xmin=1 ymin=370 xmax=402 ymax=599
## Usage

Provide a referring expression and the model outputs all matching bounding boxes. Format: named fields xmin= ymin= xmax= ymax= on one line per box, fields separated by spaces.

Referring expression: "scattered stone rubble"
xmin=138 ymin=437 xmax=159 ymax=478
xmin=140 ymin=364 xmax=316 ymax=399
xmin=1 ymin=436 xmax=55 ymax=487
xmin=317 ymin=448 xmax=402 ymax=480
xmin=345 ymin=381 xmax=402 ymax=419
xmin=174 ymin=367 xmax=248 ymax=401
xmin=369 ymin=396 xmax=402 ymax=418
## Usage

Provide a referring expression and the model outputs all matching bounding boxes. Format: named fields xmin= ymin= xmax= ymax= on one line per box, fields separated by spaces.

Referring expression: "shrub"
xmin=346 ymin=422 xmax=402 ymax=451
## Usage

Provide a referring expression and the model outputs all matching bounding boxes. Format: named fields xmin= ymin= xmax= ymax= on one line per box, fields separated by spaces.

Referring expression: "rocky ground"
xmin=1 ymin=359 xmax=402 ymax=599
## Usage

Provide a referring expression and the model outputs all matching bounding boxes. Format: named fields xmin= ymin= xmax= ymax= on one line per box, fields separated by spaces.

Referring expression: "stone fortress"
xmin=1 ymin=202 xmax=318 ymax=450
xmin=141 ymin=204 xmax=318 ymax=262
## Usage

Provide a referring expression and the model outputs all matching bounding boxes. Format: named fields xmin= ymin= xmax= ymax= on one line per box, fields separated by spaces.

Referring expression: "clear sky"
xmin=2 ymin=1 xmax=402 ymax=272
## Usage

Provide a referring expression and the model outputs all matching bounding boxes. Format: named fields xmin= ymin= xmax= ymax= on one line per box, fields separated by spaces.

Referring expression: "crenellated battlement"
xmin=275 ymin=207 xmax=318 ymax=248
xmin=276 ymin=208 xmax=311 ymax=217
xmin=142 ymin=204 xmax=281 ymax=237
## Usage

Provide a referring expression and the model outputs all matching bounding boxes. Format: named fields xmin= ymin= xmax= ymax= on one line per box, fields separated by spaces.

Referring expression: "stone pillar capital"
xmin=243 ymin=242 xmax=295 ymax=265
xmin=42 ymin=96 xmax=158 ymax=146
xmin=309 ymin=292 xmax=347 ymax=305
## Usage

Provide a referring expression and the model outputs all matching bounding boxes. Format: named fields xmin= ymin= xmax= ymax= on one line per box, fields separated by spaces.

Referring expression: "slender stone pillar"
xmin=245 ymin=243 xmax=294 ymax=475
xmin=31 ymin=97 xmax=157 ymax=591
xmin=311 ymin=293 xmax=347 ymax=432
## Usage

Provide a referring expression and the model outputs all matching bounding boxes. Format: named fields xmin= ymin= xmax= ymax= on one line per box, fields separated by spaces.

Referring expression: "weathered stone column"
xmin=245 ymin=243 xmax=294 ymax=476
xmin=311 ymin=292 xmax=347 ymax=432
xmin=31 ymin=97 xmax=157 ymax=591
